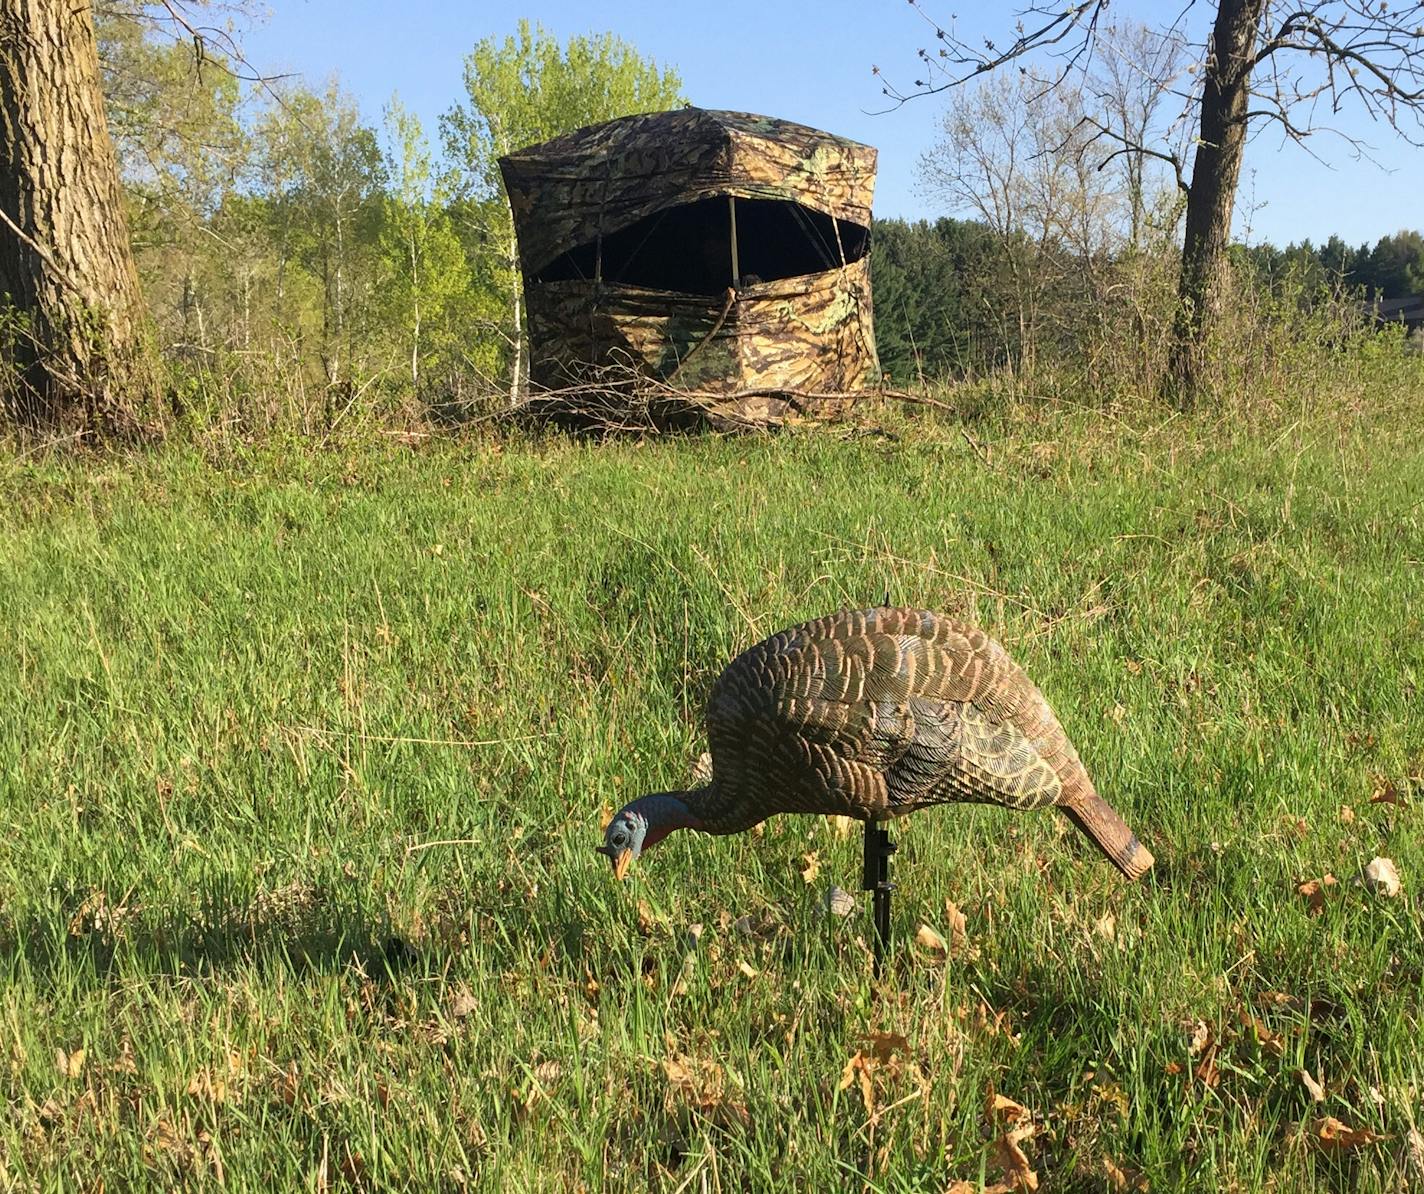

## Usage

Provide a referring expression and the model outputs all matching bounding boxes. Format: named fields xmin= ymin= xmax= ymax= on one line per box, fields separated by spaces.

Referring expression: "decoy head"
xmin=596 ymin=805 xmax=649 ymax=881
xmin=595 ymin=793 xmax=701 ymax=880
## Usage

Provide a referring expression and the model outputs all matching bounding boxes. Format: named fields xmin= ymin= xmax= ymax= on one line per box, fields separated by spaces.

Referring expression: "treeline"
xmin=1236 ymin=231 xmax=1424 ymax=300
xmin=871 ymin=217 xmax=1424 ymax=388
xmin=92 ymin=10 xmax=1422 ymax=421
xmin=96 ymin=14 xmax=682 ymax=429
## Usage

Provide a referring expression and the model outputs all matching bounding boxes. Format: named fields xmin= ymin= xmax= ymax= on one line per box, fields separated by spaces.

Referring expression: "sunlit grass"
xmin=1 ymin=391 xmax=1422 ymax=1190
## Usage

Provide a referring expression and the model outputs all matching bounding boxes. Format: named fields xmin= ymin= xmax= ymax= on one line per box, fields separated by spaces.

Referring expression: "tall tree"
xmin=441 ymin=21 xmax=684 ymax=401
xmin=886 ymin=0 xmax=1424 ymax=401
xmin=380 ymin=97 xmax=477 ymax=389
xmin=0 ymin=0 xmax=160 ymax=435
xmin=253 ymin=83 xmax=386 ymax=392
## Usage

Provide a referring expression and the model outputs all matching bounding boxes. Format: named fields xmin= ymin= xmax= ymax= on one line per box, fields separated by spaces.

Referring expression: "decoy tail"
xmin=1061 ymin=791 xmax=1154 ymax=880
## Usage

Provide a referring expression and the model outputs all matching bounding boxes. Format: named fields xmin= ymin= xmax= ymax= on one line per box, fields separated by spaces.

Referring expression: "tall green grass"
xmin=1 ymin=392 xmax=1422 ymax=1190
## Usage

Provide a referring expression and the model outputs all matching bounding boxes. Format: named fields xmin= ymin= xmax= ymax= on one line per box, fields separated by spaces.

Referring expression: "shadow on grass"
xmin=0 ymin=877 xmax=425 ymax=987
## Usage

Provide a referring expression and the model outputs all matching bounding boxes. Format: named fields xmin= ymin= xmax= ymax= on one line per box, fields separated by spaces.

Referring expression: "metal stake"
xmin=862 ymin=819 xmax=896 ymax=975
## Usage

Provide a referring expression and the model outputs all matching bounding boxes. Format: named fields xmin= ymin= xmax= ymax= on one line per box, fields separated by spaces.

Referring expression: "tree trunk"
xmin=0 ymin=0 xmax=161 ymax=436
xmin=507 ymin=229 xmax=523 ymax=405
xmin=1167 ymin=0 xmax=1265 ymax=403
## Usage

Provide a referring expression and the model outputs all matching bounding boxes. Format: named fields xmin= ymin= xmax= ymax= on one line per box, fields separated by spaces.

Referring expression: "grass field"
xmin=2 ymin=390 xmax=1422 ymax=1191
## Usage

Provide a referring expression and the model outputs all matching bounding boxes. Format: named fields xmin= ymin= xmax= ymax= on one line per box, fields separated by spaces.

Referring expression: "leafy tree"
xmin=96 ymin=8 xmax=249 ymax=358
xmin=441 ymin=20 xmax=684 ymax=399
xmin=380 ymin=98 xmax=472 ymax=388
xmin=252 ymin=83 xmax=387 ymax=390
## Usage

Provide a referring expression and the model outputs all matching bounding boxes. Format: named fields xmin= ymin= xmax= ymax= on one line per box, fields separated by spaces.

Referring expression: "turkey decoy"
xmin=597 ymin=607 xmax=1153 ymax=959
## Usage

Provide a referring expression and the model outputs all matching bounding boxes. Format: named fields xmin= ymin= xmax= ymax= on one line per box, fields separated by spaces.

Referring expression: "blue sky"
xmin=241 ymin=0 xmax=1423 ymax=249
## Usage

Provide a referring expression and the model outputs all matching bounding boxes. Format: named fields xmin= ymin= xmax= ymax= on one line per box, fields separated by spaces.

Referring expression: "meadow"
xmin=1 ymin=383 xmax=1422 ymax=1191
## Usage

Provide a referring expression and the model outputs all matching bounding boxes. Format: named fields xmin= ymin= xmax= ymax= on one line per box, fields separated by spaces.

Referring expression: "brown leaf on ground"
xmin=1298 ymin=1068 xmax=1326 ymax=1102
xmin=800 ymin=851 xmax=821 ymax=884
xmin=993 ymin=1131 xmax=1039 ymax=1191
xmin=865 ymin=1031 xmax=910 ymax=1063
xmin=839 ymin=1051 xmax=875 ymax=1117
xmin=1298 ymin=874 xmax=1338 ymax=915
xmin=1238 ymin=1008 xmax=1284 ymax=1056
xmin=916 ymin=923 xmax=948 ymax=957
xmin=1362 ymin=856 xmax=1402 ymax=898
xmin=1313 ymin=1115 xmax=1386 ymax=1149
xmin=1339 ymin=805 xmax=1356 ymax=824
xmin=599 ymin=803 xmax=614 ymax=831
xmin=1370 ymin=778 xmax=1407 ymax=806
xmin=662 ymin=1051 xmax=749 ymax=1127
xmin=1185 ymin=1024 xmax=1219 ymax=1087
xmin=55 ymin=1047 xmax=85 ymax=1080
xmin=1406 ymin=1127 xmax=1424 ymax=1176
xmin=636 ymin=900 xmax=663 ymax=936
xmin=944 ymin=899 xmax=971 ymax=956
xmin=1103 ymin=1155 xmax=1129 ymax=1191
xmin=448 ymin=989 xmax=478 ymax=1019
xmin=827 ymin=814 xmax=856 ymax=838
xmin=986 ymin=1091 xmax=1033 ymax=1127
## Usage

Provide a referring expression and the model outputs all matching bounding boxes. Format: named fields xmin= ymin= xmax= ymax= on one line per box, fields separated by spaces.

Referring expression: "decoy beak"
xmin=613 ymin=848 xmax=633 ymax=882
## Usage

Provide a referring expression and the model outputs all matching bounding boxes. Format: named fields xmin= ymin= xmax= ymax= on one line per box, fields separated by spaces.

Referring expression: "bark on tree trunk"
xmin=507 ymin=230 xmax=523 ymax=406
xmin=0 ymin=0 xmax=161 ymax=436
xmin=1167 ymin=0 xmax=1265 ymax=404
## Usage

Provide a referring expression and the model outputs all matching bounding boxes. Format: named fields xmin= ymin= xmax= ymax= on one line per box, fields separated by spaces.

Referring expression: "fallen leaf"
xmin=662 ymin=1052 xmax=745 ymax=1128
xmin=1103 ymin=1155 xmax=1128 ymax=1191
xmin=1185 ymin=1024 xmax=1219 ymax=1087
xmin=826 ymin=814 xmax=857 ymax=838
xmin=636 ymin=900 xmax=662 ymax=936
xmin=56 ymin=1047 xmax=85 ymax=1080
xmin=824 ymin=886 xmax=856 ymax=918
xmin=737 ymin=960 xmax=758 ymax=979
xmin=449 ymin=990 xmax=478 ymax=1019
xmin=186 ymin=1069 xmax=228 ymax=1103
xmin=944 ymin=899 xmax=971 ymax=955
xmin=799 ymin=851 xmax=820 ymax=885
xmin=865 ymin=1031 xmax=910 ymax=1062
xmin=1163 ymin=1061 xmax=1183 ymax=1075
xmin=599 ymin=803 xmax=614 ymax=831
xmin=1298 ymin=874 xmax=1338 ymax=915
xmin=916 ymin=923 xmax=948 ymax=956
xmin=1298 ymin=1068 xmax=1326 ymax=1102
xmin=1313 ymin=1115 xmax=1386 ymax=1149
xmin=1094 ymin=912 xmax=1117 ymax=941
xmin=532 ymin=1059 xmax=561 ymax=1087
xmin=1363 ymin=856 xmax=1402 ymax=898
xmin=987 ymin=1091 xmax=1033 ymax=1127
xmin=839 ymin=1051 xmax=875 ymax=1117
xmin=1339 ymin=805 xmax=1356 ymax=825
xmin=1406 ymin=1127 xmax=1424 ymax=1176
xmin=1124 ymin=659 xmax=1143 ymax=675
xmin=1370 ymin=779 xmax=1406 ymax=806
xmin=1238 ymin=1008 xmax=1284 ymax=1056
xmin=992 ymin=1130 xmax=1039 ymax=1191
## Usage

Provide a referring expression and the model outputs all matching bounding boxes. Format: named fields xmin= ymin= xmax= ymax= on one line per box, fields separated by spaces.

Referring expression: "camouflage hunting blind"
xmin=498 ymin=108 xmax=880 ymax=422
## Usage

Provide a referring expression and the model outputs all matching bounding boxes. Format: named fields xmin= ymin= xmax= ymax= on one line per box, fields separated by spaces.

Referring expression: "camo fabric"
xmin=499 ymin=108 xmax=876 ymax=275
xmin=524 ymin=258 xmax=876 ymax=402
xmin=499 ymin=108 xmax=880 ymax=415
